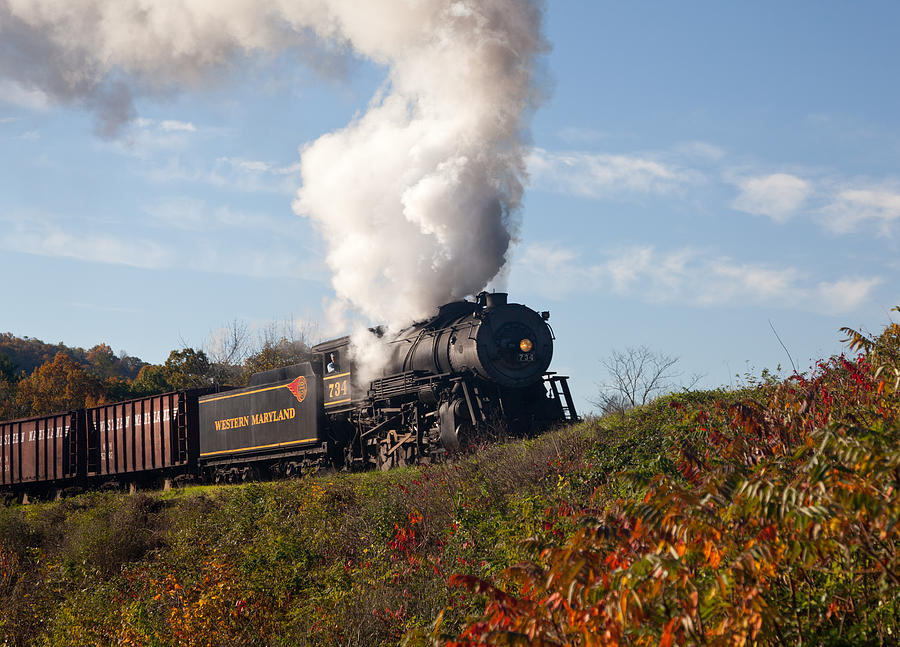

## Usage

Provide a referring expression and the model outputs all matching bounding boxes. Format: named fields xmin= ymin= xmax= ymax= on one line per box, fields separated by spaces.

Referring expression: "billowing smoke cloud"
xmin=1 ymin=0 xmax=547 ymax=329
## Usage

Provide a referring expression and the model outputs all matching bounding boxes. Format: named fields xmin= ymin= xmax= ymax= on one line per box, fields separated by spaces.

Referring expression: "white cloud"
xmin=527 ymin=147 xmax=701 ymax=199
xmin=673 ymin=141 xmax=726 ymax=161
xmin=159 ymin=120 xmax=196 ymax=132
xmin=0 ymin=81 xmax=50 ymax=110
xmin=2 ymin=219 xmax=174 ymax=270
xmin=217 ymin=157 xmax=271 ymax=173
xmin=821 ymin=186 xmax=900 ymax=235
xmin=142 ymin=198 xmax=308 ymax=238
xmin=144 ymin=157 xmax=302 ymax=195
xmin=143 ymin=198 xmax=207 ymax=229
xmin=511 ymin=242 xmax=879 ymax=315
xmin=0 ymin=209 xmax=320 ymax=278
xmin=732 ymin=173 xmax=811 ymax=222
xmin=99 ymin=118 xmax=202 ymax=157
xmin=816 ymin=278 xmax=881 ymax=313
xmin=529 ymin=140 xmax=900 ymax=241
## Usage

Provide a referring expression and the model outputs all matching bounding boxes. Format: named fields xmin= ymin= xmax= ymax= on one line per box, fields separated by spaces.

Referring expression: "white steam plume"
xmin=1 ymin=0 xmax=547 ymax=329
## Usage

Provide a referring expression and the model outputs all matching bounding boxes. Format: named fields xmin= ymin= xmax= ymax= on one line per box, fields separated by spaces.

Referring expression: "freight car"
xmin=0 ymin=293 xmax=576 ymax=497
xmin=0 ymin=389 xmax=212 ymax=497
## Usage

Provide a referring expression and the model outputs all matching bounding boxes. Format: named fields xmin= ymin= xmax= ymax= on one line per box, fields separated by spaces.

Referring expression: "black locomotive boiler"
xmin=0 ymin=293 xmax=576 ymax=495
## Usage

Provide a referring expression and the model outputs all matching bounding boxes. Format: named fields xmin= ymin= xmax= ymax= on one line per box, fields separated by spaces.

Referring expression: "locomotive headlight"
xmin=519 ymin=338 xmax=533 ymax=352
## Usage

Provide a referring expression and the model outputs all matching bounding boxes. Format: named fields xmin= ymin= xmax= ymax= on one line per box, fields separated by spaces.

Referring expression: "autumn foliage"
xmin=448 ymin=321 xmax=900 ymax=646
xmin=13 ymin=352 xmax=105 ymax=416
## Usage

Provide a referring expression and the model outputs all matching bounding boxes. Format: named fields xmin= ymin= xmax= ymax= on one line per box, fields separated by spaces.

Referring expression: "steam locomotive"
xmin=0 ymin=293 xmax=576 ymax=496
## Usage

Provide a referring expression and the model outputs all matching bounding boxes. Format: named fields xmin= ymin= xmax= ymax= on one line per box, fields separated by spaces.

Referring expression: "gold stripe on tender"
xmin=200 ymin=383 xmax=289 ymax=403
xmin=200 ymin=438 xmax=316 ymax=457
xmin=323 ymin=371 xmax=351 ymax=380
xmin=325 ymin=398 xmax=351 ymax=406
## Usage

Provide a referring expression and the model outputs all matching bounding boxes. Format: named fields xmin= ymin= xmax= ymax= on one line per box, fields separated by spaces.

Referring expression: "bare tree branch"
xmin=592 ymin=346 xmax=682 ymax=415
xmin=204 ymin=316 xmax=321 ymax=386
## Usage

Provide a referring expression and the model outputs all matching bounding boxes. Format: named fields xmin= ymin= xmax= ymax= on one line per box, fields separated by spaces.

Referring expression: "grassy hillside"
xmin=0 ymin=321 xmax=897 ymax=646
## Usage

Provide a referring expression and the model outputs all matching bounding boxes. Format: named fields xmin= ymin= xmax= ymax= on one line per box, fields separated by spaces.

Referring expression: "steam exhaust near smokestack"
xmin=2 ymin=0 xmax=549 ymax=375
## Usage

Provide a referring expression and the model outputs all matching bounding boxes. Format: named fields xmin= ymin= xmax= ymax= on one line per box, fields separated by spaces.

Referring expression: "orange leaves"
xmin=389 ymin=509 xmax=424 ymax=557
xmin=659 ymin=617 xmax=677 ymax=647
xmin=702 ymin=541 xmax=722 ymax=569
xmin=14 ymin=352 xmax=104 ymax=416
xmin=149 ymin=560 xmax=270 ymax=647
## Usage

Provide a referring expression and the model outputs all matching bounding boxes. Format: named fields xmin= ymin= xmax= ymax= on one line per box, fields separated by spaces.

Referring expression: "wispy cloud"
xmin=512 ymin=242 xmax=880 ymax=315
xmin=159 ymin=120 xmax=196 ymax=132
xmin=0 ymin=81 xmax=50 ymax=111
xmin=527 ymin=147 xmax=702 ymax=199
xmin=145 ymin=156 xmax=302 ymax=195
xmin=673 ymin=141 xmax=726 ymax=161
xmin=216 ymin=156 xmax=303 ymax=177
xmin=731 ymin=173 xmax=811 ymax=222
xmin=0 ymin=209 xmax=321 ymax=279
xmin=100 ymin=117 xmax=202 ymax=157
xmin=820 ymin=184 xmax=900 ymax=235
xmin=142 ymin=197 xmax=309 ymax=238
xmin=532 ymin=138 xmax=900 ymax=239
xmin=2 ymin=218 xmax=174 ymax=270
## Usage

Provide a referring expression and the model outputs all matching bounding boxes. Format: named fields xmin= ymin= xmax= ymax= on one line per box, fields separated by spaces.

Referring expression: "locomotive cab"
xmin=311 ymin=337 xmax=357 ymax=411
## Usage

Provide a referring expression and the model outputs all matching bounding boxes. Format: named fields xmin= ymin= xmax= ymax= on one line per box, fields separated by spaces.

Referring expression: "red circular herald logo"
xmin=286 ymin=376 xmax=307 ymax=403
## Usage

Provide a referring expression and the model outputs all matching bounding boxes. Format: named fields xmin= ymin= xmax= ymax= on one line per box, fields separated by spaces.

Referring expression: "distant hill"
xmin=0 ymin=333 xmax=146 ymax=381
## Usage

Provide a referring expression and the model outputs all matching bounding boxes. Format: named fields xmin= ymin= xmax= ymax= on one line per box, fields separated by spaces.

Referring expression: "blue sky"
xmin=2 ymin=1 xmax=899 ymax=412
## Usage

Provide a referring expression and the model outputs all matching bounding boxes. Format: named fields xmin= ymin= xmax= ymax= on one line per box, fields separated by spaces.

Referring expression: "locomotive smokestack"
xmin=484 ymin=292 xmax=508 ymax=309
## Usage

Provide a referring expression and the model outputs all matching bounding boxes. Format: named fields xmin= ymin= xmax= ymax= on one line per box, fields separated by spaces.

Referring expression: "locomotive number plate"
xmin=323 ymin=372 xmax=352 ymax=407
xmin=327 ymin=380 xmax=348 ymax=399
xmin=518 ymin=352 xmax=535 ymax=362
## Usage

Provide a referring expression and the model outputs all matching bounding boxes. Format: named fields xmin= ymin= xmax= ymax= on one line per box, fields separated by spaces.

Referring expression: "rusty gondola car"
xmin=85 ymin=390 xmax=211 ymax=487
xmin=0 ymin=411 xmax=80 ymax=494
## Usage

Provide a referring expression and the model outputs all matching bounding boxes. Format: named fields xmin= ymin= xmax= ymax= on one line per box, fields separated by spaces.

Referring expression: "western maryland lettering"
xmin=214 ymin=415 xmax=250 ymax=431
xmin=1 ymin=420 xmax=70 ymax=476
xmin=213 ymin=408 xmax=295 ymax=432
xmin=95 ymin=407 xmax=175 ymax=433
xmin=252 ymin=408 xmax=295 ymax=425
xmin=1 ymin=423 xmax=68 ymax=446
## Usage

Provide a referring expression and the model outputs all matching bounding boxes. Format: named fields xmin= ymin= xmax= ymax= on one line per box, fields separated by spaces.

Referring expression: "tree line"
xmin=0 ymin=320 xmax=317 ymax=420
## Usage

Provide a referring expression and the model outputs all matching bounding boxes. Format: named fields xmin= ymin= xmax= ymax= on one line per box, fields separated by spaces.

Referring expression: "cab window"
xmin=324 ymin=350 xmax=341 ymax=374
